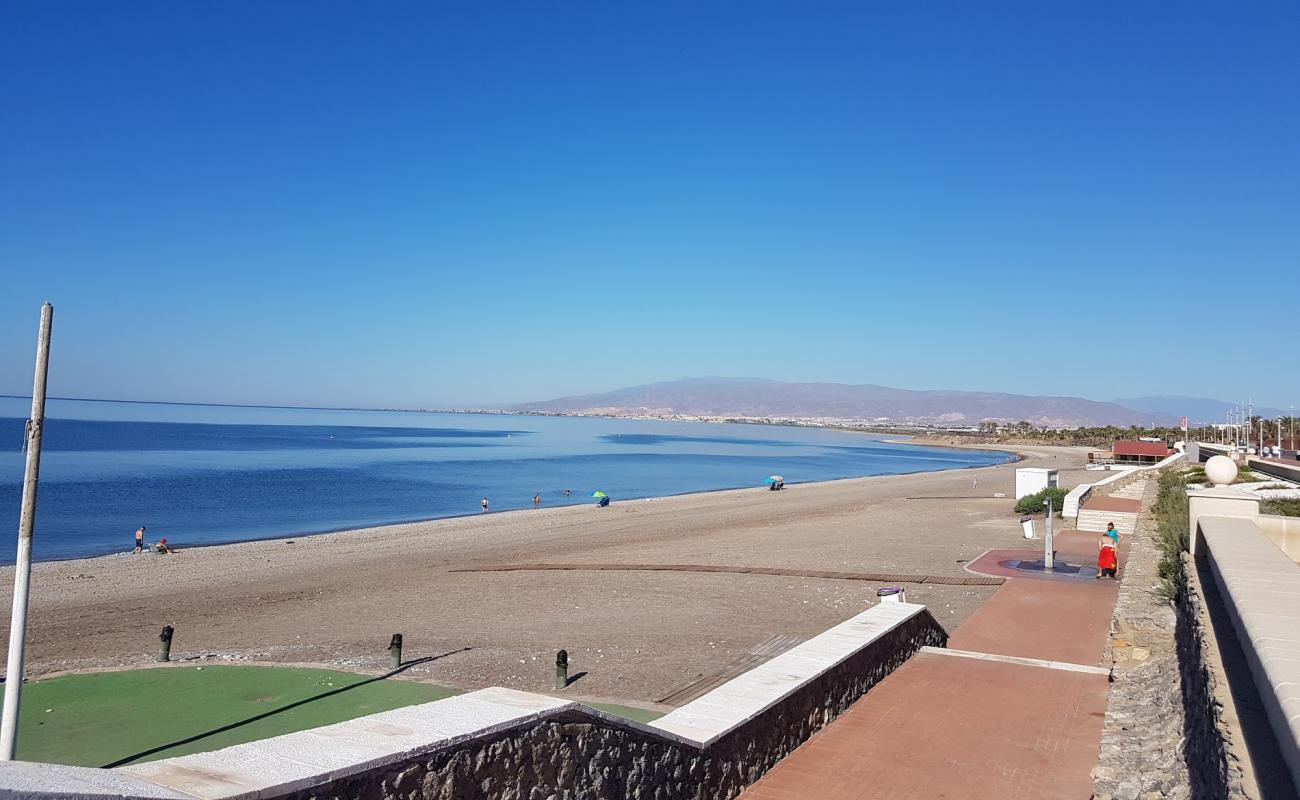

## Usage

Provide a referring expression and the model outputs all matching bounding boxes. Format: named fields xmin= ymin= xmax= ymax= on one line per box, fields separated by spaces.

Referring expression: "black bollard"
xmin=555 ymin=649 xmax=569 ymax=690
xmin=158 ymin=625 xmax=174 ymax=662
xmin=389 ymin=633 xmax=403 ymax=670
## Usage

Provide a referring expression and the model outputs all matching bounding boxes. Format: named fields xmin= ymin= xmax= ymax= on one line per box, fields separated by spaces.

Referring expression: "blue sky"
xmin=2 ymin=2 xmax=1297 ymax=409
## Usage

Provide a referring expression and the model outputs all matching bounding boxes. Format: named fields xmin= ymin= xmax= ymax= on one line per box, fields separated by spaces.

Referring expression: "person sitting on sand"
xmin=155 ymin=538 xmax=174 ymax=554
xmin=134 ymin=525 xmax=145 ymax=555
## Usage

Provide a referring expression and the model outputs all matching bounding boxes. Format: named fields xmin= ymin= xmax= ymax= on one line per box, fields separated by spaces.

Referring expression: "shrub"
xmin=1014 ymin=486 xmax=1070 ymax=515
xmin=1262 ymin=498 xmax=1300 ymax=517
xmin=1154 ymin=468 xmax=1191 ymax=603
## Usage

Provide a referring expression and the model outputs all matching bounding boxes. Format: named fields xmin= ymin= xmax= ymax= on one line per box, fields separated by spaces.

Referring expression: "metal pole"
xmin=0 ymin=303 xmax=53 ymax=761
xmin=1044 ymin=497 xmax=1054 ymax=573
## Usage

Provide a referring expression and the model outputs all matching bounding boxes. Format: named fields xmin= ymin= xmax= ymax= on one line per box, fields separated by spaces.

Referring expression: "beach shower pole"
xmin=1 ymin=303 xmax=53 ymax=761
xmin=1043 ymin=496 xmax=1054 ymax=573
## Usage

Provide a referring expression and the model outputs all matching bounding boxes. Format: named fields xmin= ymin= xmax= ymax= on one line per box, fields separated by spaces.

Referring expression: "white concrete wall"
xmin=1198 ymin=516 xmax=1300 ymax=795
xmin=1258 ymin=514 xmax=1300 ymax=562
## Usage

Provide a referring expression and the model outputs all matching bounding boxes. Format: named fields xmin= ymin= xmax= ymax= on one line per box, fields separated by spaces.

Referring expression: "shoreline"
xmin=13 ymin=435 xmax=1020 ymax=568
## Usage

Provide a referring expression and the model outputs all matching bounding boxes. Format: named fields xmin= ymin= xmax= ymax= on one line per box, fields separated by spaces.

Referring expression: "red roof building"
xmin=1113 ymin=440 xmax=1171 ymax=464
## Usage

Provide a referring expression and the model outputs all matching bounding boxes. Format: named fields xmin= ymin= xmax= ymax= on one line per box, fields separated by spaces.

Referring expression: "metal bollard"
xmin=389 ymin=634 xmax=403 ymax=670
xmin=555 ymin=649 xmax=568 ymax=690
xmin=158 ymin=625 xmax=174 ymax=662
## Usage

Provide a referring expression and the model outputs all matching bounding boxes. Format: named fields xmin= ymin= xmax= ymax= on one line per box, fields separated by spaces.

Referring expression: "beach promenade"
xmin=741 ymin=530 xmax=1124 ymax=799
xmin=0 ymin=444 xmax=1093 ymax=709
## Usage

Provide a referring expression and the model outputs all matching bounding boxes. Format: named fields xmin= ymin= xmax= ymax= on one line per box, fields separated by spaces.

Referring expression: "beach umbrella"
xmin=591 ymin=491 xmax=607 ymax=498
xmin=764 ymin=475 xmax=784 ymax=484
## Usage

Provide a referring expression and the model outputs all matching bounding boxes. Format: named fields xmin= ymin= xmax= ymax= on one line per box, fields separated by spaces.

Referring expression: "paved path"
xmin=741 ymin=529 xmax=1127 ymax=800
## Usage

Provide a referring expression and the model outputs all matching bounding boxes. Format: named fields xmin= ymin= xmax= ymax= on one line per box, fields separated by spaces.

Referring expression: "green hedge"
xmin=1262 ymin=498 xmax=1300 ymax=517
xmin=1154 ymin=469 xmax=1191 ymax=602
xmin=1014 ymin=486 xmax=1070 ymax=515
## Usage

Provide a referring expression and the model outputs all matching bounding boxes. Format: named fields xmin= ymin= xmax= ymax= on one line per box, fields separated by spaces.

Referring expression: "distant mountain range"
xmin=511 ymin=377 xmax=1180 ymax=428
xmin=1112 ymin=396 xmax=1286 ymax=424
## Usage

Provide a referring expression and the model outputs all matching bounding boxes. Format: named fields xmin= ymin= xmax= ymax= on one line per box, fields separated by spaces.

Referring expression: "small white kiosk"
xmin=1015 ymin=467 xmax=1059 ymax=499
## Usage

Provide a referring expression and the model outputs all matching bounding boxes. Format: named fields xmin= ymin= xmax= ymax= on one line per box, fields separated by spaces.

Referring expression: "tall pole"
xmin=1044 ymin=496 xmax=1055 ymax=573
xmin=0 ymin=303 xmax=54 ymax=761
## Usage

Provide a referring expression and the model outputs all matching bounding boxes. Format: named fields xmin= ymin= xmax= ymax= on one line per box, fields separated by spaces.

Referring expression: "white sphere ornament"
xmin=1205 ymin=455 xmax=1238 ymax=487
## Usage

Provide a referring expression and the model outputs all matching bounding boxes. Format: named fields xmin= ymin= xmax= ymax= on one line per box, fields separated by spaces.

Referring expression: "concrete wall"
xmin=1197 ymin=516 xmax=1300 ymax=795
xmin=1258 ymin=514 xmax=1300 ymax=562
xmin=0 ymin=603 xmax=946 ymax=800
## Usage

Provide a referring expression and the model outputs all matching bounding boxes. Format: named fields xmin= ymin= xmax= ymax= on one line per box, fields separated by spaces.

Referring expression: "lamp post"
xmin=1043 ymin=496 xmax=1054 ymax=573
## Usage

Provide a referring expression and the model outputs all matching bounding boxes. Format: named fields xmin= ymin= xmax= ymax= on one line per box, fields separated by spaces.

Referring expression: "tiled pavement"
xmin=739 ymin=651 xmax=1108 ymax=800
xmin=740 ymin=538 xmax=1123 ymax=800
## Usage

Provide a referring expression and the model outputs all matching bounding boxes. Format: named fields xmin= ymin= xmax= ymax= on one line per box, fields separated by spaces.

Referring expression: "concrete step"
xmin=1107 ymin=482 xmax=1147 ymax=499
xmin=1077 ymin=509 xmax=1138 ymax=534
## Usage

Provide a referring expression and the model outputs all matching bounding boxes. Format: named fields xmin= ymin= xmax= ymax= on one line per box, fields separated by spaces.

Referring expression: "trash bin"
xmin=1021 ymin=516 xmax=1036 ymax=539
xmin=877 ymin=586 xmax=906 ymax=603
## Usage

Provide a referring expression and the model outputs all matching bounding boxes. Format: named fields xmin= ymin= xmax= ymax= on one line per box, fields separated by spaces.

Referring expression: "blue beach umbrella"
xmin=763 ymin=475 xmax=784 ymax=484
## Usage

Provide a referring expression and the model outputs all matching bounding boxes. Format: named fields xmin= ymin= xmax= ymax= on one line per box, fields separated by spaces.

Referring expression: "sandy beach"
xmin=0 ymin=443 xmax=1094 ymax=707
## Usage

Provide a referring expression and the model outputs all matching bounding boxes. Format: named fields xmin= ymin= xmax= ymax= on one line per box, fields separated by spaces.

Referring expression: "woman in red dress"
xmin=1097 ymin=531 xmax=1118 ymax=579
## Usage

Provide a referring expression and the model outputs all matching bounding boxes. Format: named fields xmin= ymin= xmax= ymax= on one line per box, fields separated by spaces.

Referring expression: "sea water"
xmin=0 ymin=397 xmax=1012 ymax=562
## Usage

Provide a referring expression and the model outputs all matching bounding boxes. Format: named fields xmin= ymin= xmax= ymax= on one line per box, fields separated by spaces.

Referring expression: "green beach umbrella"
xmin=591 ymin=491 xmax=607 ymax=498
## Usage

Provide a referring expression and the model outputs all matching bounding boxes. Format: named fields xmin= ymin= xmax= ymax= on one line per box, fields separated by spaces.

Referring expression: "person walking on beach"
xmin=134 ymin=526 xmax=146 ymax=554
xmin=481 ymin=497 xmax=490 ymax=513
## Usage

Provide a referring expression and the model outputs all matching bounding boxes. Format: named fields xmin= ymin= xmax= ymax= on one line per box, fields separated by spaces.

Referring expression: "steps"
xmin=1108 ymin=482 xmax=1146 ymax=500
xmin=1076 ymin=479 xmax=1146 ymax=534
xmin=1076 ymin=509 xmax=1138 ymax=535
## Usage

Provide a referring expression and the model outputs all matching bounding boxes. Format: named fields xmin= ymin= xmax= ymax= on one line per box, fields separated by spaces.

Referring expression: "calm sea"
xmin=0 ymin=398 xmax=1012 ymax=562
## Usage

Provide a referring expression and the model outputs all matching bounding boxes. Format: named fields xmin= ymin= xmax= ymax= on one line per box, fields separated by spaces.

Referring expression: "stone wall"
xmin=277 ymin=609 xmax=946 ymax=800
xmin=1091 ymin=473 xmax=1254 ymax=800
xmin=1177 ymin=553 xmax=1248 ymax=798
xmin=1092 ymin=475 xmax=1197 ymax=800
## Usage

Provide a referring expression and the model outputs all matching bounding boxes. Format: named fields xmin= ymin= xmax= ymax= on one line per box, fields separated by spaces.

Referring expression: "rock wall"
xmin=1092 ymin=474 xmax=1247 ymax=800
xmin=1092 ymin=476 xmax=1195 ymax=800
xmin=282 ymin=610 xmax=945 ymax=800
xmin=1176 ymin=553 xmax=1245 ymax=798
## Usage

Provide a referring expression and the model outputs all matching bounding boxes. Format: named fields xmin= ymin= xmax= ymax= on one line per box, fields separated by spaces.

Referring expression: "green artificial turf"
xmin=5 ymin=665 xmax=459 ymax=768
xmin=583 ymin=702 xmax=664 ymax=724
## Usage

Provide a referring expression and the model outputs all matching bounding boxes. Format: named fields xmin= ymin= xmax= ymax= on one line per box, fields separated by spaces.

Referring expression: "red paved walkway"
xmin=950 ymin=577 xmax=1116 ymax=664
xmin=740 ymin=652 xmax=1107 ymax=800
xmin=741 ymin=529 xmax=1124 ymax=800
